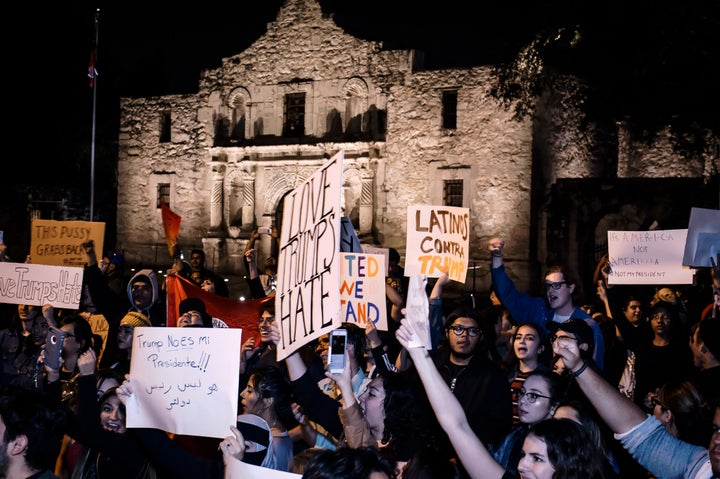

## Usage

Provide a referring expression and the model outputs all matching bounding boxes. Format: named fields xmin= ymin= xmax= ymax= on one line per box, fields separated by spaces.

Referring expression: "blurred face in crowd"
xmin=97 ymin=376 xmax=121 ymax=401
xmin=315 ymin=334 xmax=330 ymax=366
xmin=358 ymin=377 xmax=386 ymax=440
xmin=117 ymin=325 xmax=134 ymax=351
xmin=624 ymin=300 xmax=643 ymax=326
xmin=30 ymin=317 xmax=50 ymax=347
xmin=650 ymin=308 xmax=672 ymax=339
xmin=689 ymin=326 xmax=705 ymax=369
xmin=513 ymin=324 xmax=543 ymax=363
xmin=517 ymin=433 xmax=555 ymax=479
xmin=240 ymin=374 xmax=269 ymax=416
xmin=446 ymin=316 xmax=481 ymax=360
xmin=18 ymin=304 xmax=40 ymax=321
xmin=178 ymin=310 xmax=203 ymax=328
xmin=100 ymin=393 xmax=126 ymax=434
xmin=517 ymin=375 xmax=556 ymax=425
xmin=544 ymin=272 xmax=574 ymax=312
xmin=257 ymin=310 xmax=276 ymax=344
xmin=190 ymin=252 xmax=204 ymax=271
xmin=710 ymin=407 xmax=719 ymax=476
xmin=60 ymin=323 xmax=81 ymax=360
xmin=131 ymin=280 xmax=153 ymax=309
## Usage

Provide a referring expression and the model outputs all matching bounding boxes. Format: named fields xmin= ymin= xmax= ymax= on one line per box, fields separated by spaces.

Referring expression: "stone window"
xmin=160 ymin=111 xmax=171 ymax=143
xmin=283 ymin=93 xmax=305 ymax=137
xmin=443 ymin=179 xmax=463 ymax=207
xmin=157 ymin=183 xmax=171 ymax=208
xmin=442 ymin=90 xmax=458 ymax=130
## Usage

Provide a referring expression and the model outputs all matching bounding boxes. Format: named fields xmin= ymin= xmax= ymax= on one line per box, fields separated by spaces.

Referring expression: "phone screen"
xmin=328 ymin=330 xmax=347 ymax=372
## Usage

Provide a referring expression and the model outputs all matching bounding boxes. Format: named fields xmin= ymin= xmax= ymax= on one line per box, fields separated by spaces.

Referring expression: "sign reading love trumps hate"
xmin=404 ymin=205 xmax=470 ymax=283
xmin=276 ymin=151 xmax=344 ymax=361
xmin=340 ymin=253 xmax=387 ymax=330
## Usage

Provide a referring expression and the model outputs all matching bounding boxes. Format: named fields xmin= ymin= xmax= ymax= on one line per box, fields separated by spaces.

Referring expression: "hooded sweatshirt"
xmin=126 ymin=269 xmax=165 ymax=327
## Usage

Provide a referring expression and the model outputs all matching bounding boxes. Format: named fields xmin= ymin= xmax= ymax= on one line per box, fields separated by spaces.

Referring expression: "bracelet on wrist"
xmin=569 ymin=361 xmax=588 ymax=378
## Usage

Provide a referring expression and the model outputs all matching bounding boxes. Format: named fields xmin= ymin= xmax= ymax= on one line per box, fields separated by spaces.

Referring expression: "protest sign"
xmin=682 ymin=207 xmax=720 ymax=267
xmin=30 ymin=220 xmax=105 ymax=267
xmin=607 ymin=229 xmax=695 ymax=285
xmin=404 ymin=275 xmax=430 ymax=348
xmin=362 ymin=245 xmax=389 ymax=275
xmin=339 ymin=253 xmax=387 ymax=330
xmin=404 ymin=205 xmax=470 ymax=283
xmin=276 ymin=151 xmax=344 ymax=361
xmin=0 ymin=262 xmax=83 ymax=309
xmin=125 ymin=326 xmax=243 ymax=438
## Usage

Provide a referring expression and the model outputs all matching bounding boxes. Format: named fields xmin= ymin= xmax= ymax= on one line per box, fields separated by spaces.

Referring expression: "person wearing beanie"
xmin=111 ymin=312 xmax=151 ymax=376
xmin=177 ymin=297 xmax=213 ymax=328
xmin=81 ymin=241 xmax=167 ymax=373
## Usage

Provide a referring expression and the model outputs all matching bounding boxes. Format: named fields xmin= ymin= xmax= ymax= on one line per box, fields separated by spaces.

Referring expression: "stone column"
xmin=209 ymin=166 xmax=225 ymax=235
xmin=359 ymin=176 xmax=373 ymax=234
xmin=242 ymin=177 xmax=255 ymax=230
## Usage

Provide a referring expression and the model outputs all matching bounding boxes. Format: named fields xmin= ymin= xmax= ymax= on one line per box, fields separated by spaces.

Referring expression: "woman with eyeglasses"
xmin=490 ymin=369 xmax=567 ymax=477
xmin=396 ymin=318 xmax=615 ymax=479
xmin=503 ymin=322 xmax=552 ymax=425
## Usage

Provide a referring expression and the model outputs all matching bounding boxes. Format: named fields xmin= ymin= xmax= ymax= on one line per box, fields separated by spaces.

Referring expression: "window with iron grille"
xmin=444 ymin=179 xmax=463 ymax=207
xmin=283 ymin=93 xmax=306 ymax=137
xmin=157 ymin=183 xmax=170 ymax=208
xmin=442 ymin=90 xmax=457 ymax=129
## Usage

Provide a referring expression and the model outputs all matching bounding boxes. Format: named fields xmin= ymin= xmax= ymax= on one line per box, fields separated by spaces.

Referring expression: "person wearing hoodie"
xmin=81 ymin=241 xmax=165 ymax=369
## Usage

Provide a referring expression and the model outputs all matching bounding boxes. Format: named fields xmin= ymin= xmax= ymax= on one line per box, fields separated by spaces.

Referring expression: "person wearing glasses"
xmin=488 ymin=237 xmax=605 ymax=371
xmin=490 ymin=369 xmax=567 ymax=477
xmin=430 ymin=305 xmax=513 ymax=476
xmin=396 ymin=317 xmax=616 ymax=479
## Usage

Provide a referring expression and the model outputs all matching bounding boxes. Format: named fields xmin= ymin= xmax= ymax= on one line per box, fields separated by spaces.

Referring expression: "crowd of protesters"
xmin=0 ymin=230 xmax=719 ymax=479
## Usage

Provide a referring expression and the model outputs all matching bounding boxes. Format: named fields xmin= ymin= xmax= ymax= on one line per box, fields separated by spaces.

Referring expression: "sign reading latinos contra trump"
xmin=276 ymin=151 xmax=344 ymax=361
xmin=0 ymin=262 xmax=83 ymax=309
xmin=607 ymin=229 xmax=695 ymax=285
xmin=124 ymin=326 xmax=242 ymax=439
xmin=30 ymin=220 xmax=105 ymax=267
xmin=404 ymin=205 xmax=470 ymax=283
xmin=340 ymin=253 xmax=387 ymax=331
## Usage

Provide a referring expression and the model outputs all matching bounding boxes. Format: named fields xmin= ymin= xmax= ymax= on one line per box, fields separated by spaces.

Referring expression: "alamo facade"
xmin=116 ymin=0 xmax=719 ymax=301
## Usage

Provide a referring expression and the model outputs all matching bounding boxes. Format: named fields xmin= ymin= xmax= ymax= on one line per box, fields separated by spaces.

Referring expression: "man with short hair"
xmin=488 ymin=237 xmax=605 ymax=370
xmin=0 ymin=385 xmax=65 ymax=478
xmin=432 ymin=306 xmax=513 ymax=452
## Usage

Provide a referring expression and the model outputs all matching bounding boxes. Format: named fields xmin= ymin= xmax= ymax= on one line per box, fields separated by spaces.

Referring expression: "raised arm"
xmin=552 ymin=333 xmax=646 ymax=433
xmin=396 ymin=318 xmax=506 ymax=479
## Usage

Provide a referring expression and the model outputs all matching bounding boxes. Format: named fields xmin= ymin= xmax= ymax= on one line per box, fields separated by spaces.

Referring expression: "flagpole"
xmin=89 ymin=8 xmax=100 ymax=221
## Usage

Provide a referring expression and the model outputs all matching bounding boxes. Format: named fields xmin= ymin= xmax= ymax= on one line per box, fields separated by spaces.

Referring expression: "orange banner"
xmin=165 ymin=275 xmax=272 ymax=346
xmin=160 ymin=202 xmax=182 ymax=258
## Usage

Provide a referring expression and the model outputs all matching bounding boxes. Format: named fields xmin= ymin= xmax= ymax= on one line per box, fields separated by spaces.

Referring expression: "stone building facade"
xmin=116 ymin=0 xmax=719 ymax=301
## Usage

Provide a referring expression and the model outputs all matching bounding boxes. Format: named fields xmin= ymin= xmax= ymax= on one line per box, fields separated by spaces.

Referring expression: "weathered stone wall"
xmin=115 ymin=0 xmax=718 ymax=298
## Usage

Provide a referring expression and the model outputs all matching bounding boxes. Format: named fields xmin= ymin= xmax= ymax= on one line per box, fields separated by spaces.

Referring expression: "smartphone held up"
xmin=44 ymin=326 xmax=66 ymax=370
xmin=328 ymin=328 xmax=347 ymax=373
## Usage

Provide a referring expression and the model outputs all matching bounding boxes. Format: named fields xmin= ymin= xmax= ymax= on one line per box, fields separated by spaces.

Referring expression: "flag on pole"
xmin=161 ymin=202 xmax=182 ymax=258
xmin=88 ymin=50 xmax=98 ymax=88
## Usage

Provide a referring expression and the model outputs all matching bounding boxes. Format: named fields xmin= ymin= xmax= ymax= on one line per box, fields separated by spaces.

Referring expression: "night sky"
xmin=5 ymin=1 xmax=719 ymax=184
